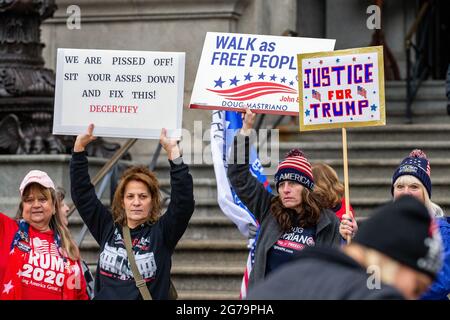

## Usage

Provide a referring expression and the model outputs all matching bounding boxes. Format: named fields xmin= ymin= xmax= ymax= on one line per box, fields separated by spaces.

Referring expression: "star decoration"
xmin=244 ymin=72 xmax=253 ymax=81
xmin=280 ymin=76 xmax=287 ymax=83
xmin=2 ymin=281 xmax=13 ymax=295
xmin=258 ymin=72 xmax=266 ymax=80
xmin=214 ymin=77 xmax=225 ymax=88
xmin=229 ymin=76 xmax=239 ymax=86
xmin=270 ymin=74 xmax=277 ymax=81
xmin=16 ymin=270 xmax=22 ymax=278
xmin=352 ymin=57 xmax=356 ymax=62
xmin=305 ymin=110 xmax=310 ymax=117
xmin=289 ymin=80 xmax=294 ymax=86
xmin=319 ymin=60 xmax=323 ymax=65
xmin=336 ymin=58 xmax=340 ymax=63
xmin=371 ymin=104 xmax=378 ymax=111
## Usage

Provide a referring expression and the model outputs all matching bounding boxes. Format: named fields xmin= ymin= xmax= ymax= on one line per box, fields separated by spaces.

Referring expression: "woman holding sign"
xmin=70 ymin=124 xmax=194 ymax=300
xmin=228 ymin=109 xmax=355 ymax=289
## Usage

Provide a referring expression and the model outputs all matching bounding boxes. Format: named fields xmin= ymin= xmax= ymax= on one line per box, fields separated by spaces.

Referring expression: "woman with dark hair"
xmin=227 ymin=109 xmax=355 ymax=289
xmin=70 ymin=124 xmax=194 ymax=299
xmin=0 ymin=171 xmax=88 ymax=300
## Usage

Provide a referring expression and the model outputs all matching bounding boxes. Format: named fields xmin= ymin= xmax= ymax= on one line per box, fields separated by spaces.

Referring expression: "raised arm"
xmin=158 ymin=129 xmax=195 ymax=250
xmin=227 ymin=109 xmax=274 ymax=222
xmin=70 ymin=124 xmax=113 ymax=244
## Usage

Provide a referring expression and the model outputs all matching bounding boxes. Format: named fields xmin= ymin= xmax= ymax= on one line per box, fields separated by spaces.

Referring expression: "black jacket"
xmin=247 ymin=246 xmax=405 ymax=300
xmin=228 ymin=134 xmax=341 ymax=289
xmin=70 ymin=151 xmax=194 ymax=299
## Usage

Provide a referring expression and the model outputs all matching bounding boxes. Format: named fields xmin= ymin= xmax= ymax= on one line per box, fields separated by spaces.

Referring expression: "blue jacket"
xmin=421 ymin=217 xmax=450 ymax=300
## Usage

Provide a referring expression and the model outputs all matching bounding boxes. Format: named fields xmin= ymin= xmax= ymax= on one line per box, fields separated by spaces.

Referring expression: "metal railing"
xmin=405 ymin=0 xmax=435 ymax=123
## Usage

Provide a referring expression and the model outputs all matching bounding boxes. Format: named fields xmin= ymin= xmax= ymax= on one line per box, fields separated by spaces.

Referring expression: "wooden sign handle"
xmin=342 ymin=128 xmax=354 ymax=244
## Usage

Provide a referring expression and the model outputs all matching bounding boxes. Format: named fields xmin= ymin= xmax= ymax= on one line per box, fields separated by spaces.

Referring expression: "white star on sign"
xmin=2 ymin=280 xmax=13 ymax=294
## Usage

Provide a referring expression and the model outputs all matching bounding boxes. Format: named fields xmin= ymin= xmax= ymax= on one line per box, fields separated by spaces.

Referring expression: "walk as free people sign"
xmin=53 ymin=48 xmax=185 ymax=139
xmin=190 ymin=32 xmax=335 ymax=115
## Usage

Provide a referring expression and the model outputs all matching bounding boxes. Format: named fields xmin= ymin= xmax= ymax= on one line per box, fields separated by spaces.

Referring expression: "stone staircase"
xmin=71 ymin=80 xmax=450 ymax=300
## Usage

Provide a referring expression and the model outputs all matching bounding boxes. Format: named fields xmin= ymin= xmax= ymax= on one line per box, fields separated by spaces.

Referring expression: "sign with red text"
xmin=190 ymin=32 xmax=335 ymax=115
xmin=297 ymin=46 xmax=385 ymax=131
xmin=53 ymin=48 xmax=185 ymax=139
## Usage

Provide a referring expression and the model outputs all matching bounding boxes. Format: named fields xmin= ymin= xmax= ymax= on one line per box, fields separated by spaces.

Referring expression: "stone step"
xmin=82 ymin=262 xmax=244 ymax=296
xmin=172 ymin=239 xmax=248 ymax=266
xmin=70 ymin=215 xmax=246 ymax=242
xmin=277 ymin=141 xmax=450 ymax=160
xmin=156 ymin=177 xmax=450 ymax=200
xmin=176 ymin=290 xmax=239 ymax=300
xmin=278 ymin=124 xmax=450 ymax=142
xmin=171 ymin=265 xmax=244 ymax=292
xmin=384 ymin=80 xmax=446 ymax=100
xmin=78 ymin=238 xmax=249 ymax=266
xmin=150 ymin=158 xmax=450 ymax=180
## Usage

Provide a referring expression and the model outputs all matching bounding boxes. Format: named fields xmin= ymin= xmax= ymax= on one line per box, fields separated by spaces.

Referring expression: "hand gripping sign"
xmin=297 ymin=46 xmax=386 ymax=243
xmin=53 ymin=48 xmax=185 ymax=139
xmin=190 ymin=32 xmax=335 ymax=116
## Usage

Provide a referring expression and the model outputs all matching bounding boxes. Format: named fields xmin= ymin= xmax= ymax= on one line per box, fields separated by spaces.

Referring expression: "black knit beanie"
xmin=353 ymin=196 xmax=443 ymax=279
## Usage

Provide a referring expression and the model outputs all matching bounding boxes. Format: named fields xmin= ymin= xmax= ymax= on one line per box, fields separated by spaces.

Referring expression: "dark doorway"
xmin=419 ymin=0 xmax=450 ymax=79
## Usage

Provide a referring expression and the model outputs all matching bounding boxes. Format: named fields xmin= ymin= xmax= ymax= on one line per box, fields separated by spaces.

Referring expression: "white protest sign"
xmin=297 ymin=46 xmax=385 ymax=131
xmin=190 ymin=32 xmax=335 ymax=115
xmin=53 ymin=48 xmax=185 ymax=139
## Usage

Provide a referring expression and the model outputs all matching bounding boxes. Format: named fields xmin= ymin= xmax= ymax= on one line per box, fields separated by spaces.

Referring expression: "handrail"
xmin=405 ymin=1 xmax=430 ymax=49
xmin=405 ymin=0 xmax=435 ymax=123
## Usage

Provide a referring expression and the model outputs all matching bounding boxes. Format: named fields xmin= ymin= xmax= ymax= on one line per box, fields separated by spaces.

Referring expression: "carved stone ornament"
xmin=0 ymin=0 xmax=126 ymax=157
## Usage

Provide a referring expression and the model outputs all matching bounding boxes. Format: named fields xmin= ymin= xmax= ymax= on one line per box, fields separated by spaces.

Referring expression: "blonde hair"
xmin=312 ymin=163 xmax=344 ymax=209
xmin=111 ymin=166 xmax=162 ymax=226
xmin=393 ymin=175 xmax=438 ymax=216
xmin=16 ymin=183 xmax=80 ymax=261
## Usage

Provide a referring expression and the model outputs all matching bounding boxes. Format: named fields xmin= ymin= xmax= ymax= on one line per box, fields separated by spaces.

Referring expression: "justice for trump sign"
xmin=297 ymin=46 xmax=385 ymax=131
xmin=190 ymin=32 xmax=335 ymax=115
xmin=53 ymin=48 xmax=185 ymax=139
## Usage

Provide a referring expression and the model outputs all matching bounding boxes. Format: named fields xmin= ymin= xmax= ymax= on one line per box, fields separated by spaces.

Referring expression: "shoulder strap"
xmin=123 ymin=225 xmax=152 ymax=300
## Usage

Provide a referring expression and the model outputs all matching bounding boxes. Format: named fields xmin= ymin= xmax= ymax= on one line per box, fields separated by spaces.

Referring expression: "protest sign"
xmin=190 ymin=32 xmax=335 ymax=115
xmin=297 ymin=46 xmax=385 ymax=131
xmin=297 ymin=46 xmax=386 ymax=243
xmin=53 ymin=48 xmax=185 ymax=139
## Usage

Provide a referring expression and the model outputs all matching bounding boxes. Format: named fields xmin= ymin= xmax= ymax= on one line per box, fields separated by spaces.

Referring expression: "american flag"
xmin=312 ymin=89 xmax=321 ymax=101
xmin=357 ymin=85 xmax=367 ymax=98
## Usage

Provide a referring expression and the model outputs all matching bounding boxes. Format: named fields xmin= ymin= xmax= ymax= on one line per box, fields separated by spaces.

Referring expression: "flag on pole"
xmin=210 ymin=110 xmax=272 ymax=298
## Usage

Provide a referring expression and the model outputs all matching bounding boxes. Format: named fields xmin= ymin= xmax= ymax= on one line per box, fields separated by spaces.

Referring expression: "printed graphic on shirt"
xmin=274 ymin=226 xmax=316 ymax=253
xmin=20 ymin=237 xmax=67 ymax=293
xmin=266 ymin=226 xmax=316 ymax=275
xmin=99 ymin=228 xmax=157 ymax=281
